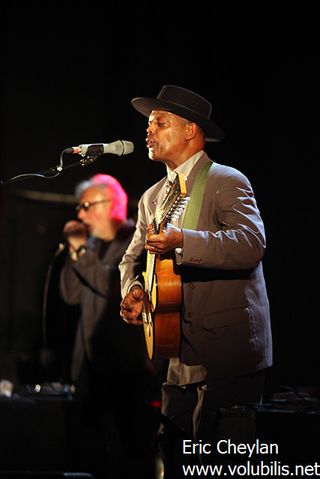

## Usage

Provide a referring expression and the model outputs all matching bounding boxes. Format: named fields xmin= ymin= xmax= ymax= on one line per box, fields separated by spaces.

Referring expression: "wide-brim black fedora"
xmin=131 ymin=85 xmax=226 ymax=142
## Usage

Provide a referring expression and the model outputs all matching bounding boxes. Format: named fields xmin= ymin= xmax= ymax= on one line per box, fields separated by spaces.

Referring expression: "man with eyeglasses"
xmin=59 ymin=173 xmax=155 ymax=479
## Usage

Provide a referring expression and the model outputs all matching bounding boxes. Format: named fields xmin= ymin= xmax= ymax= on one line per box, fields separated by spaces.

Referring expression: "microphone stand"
xmin=0 ymin=149 xmax=100 ymax=186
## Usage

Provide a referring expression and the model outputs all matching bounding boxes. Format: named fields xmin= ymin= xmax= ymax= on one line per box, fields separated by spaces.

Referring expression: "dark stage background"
xmin=0 ymin=3 xmax=318 ymax=399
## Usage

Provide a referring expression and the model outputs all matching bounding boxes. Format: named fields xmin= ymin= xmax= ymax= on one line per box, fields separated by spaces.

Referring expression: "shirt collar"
xmin=166 ymin=150 xmax=204 ymax=182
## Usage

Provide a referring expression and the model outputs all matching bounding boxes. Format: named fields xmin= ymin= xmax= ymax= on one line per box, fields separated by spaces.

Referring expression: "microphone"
xmin=65 ymin=140 xmax=134 ymax=157
xmin=56 ymin=242 xmax=67 ymax=253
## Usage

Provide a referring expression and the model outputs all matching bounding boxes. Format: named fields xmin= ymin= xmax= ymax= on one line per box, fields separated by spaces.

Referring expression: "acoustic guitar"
xmin=142 ymin=173 xmax=188 ymax=360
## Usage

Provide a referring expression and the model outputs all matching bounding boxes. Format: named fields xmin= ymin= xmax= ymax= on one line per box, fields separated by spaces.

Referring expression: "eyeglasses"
xmin=75 ymin=199 xmax=111 ymax=212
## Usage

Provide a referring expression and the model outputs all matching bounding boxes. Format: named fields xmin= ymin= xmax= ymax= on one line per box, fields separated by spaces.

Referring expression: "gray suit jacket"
xmin=119 ymin=153 xmax=273 ymax=382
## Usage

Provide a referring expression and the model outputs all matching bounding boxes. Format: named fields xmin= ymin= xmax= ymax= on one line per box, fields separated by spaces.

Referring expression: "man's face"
xmin=146 ymin=110 xmax=190 ymax=164
xmin=76 ymin=186 xmax=113 ymax=238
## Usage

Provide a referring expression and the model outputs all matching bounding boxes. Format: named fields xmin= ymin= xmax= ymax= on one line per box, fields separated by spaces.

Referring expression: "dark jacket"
xmin=60 ymin=219 xmax=147 ymax=381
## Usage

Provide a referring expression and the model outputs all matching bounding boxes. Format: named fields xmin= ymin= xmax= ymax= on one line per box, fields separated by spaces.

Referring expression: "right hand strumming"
xmin=120 ymin=285 xmax=144 ymax=326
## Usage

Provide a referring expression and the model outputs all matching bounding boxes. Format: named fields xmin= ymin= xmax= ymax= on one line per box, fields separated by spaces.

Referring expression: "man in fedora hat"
xmin=119 ymin=85 xmax=272 ymax=476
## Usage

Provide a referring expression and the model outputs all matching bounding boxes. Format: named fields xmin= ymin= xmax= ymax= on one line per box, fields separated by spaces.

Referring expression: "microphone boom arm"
xmin=0 ymin=139 xmax=133 ymax=186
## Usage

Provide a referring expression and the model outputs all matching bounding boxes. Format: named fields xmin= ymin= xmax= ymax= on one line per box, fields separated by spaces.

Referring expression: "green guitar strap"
xmin=182 ymin=161 xmax=215 ymax=229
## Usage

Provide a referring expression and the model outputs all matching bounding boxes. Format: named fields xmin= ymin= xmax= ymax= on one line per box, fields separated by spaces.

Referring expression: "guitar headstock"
xmin=157 ymin=173 xmax=189 ymax=226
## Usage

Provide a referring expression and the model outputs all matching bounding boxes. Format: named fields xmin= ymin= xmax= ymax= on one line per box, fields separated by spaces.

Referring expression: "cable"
xmin=41 ymin=242 xmax=66 ymax=379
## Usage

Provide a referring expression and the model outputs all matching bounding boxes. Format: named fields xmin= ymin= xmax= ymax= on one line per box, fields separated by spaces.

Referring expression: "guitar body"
xmin=142 ymin=253 xmax=181 ymax=360
xmin=141 ymin=173 xmax=188 ymax=360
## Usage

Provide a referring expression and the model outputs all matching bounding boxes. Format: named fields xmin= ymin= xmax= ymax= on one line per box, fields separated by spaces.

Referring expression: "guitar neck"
xmin=157 ymin=173 xmax=188 ymax=226
xmin=144 ymin=173 xmax=188 ymax=298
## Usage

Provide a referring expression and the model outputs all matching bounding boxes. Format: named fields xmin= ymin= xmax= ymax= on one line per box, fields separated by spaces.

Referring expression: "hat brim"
xmin=131 ymin=97 xmax=226 ymax=142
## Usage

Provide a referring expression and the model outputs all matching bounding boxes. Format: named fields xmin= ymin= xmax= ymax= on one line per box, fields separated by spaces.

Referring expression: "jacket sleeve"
xmin=180 ymin=168 xmax=267 ymax=270
xmin=119 ymin=197 xmax=148 ymax=297
xmin=59 ymin=256 xmax=82 ymax=305
xmin=69 ymin=249 xmax=120 ymax=298
xmin=60 ymin=236 xmax=132 ymax=304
